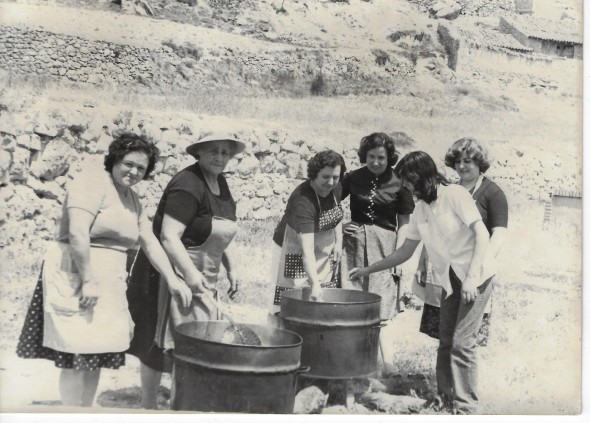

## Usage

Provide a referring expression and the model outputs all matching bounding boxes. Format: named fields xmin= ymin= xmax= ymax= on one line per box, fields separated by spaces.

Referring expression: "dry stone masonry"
xmin=0 ymin=104 xmax=579 ymax=250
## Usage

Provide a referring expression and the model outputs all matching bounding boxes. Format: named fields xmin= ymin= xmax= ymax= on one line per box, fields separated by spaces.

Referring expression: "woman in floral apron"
xmin=271 ymin=150 xmax=346 ymax=311
xmin=127 ymin=131 xmax=245 ymax=409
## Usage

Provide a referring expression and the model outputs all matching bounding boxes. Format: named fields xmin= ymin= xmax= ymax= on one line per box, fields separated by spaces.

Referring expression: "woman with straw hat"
xmin=127 ymin=131 xmax=246 ymax=409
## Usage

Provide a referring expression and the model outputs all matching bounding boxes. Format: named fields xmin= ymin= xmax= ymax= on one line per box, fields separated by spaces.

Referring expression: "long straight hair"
xmin=394 ymin=151 xmax=448 ymax=204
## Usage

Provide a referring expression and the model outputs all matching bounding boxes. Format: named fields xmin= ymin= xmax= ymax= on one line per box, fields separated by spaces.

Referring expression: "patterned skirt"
xmin=419 ymin=302 xmax=492 ymax=347
xmin=16 ymin=268 xmax=125 ymax=371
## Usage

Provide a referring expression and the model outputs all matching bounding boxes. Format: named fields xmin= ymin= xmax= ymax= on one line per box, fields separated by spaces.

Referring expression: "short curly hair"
xmin=307 ymin=149 xmax=346 ymax=181
xmin=357 ymin=132 xmax=399 ymax=167
xmin=103 ymin=132 xmax=159 ymax=179
xmin=444 ymin=137 xmax=491 ymax=174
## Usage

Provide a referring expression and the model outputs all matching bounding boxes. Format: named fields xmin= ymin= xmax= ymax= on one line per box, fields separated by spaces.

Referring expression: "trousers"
xmin=436 ymin=267 xmax=493 ymax=414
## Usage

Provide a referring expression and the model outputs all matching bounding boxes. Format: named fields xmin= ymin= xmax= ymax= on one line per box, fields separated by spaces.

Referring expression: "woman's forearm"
xmin=67 ymin=209 xmax=96 ymax=284
xmin=365 ymin=238 xmax=419 ymax=274
xmin=140 ymin=231 xmax=178 ymax=284
xmin=488 ymin=227 xmax=507 ymax=260
xmin=396 ymin=214 xmax=410 ymax=250
xmin=466 ymin=221 xmax=489 ymax=279
xmin=160 ymin=233 xmax=201 ymax=283
xmin=298 ymin=232 xmax=320 ymax=286
xmin=69 ymin=231 xmax=93 ymax=283
xmin=221 ymin=245 xmax=236 ymax=275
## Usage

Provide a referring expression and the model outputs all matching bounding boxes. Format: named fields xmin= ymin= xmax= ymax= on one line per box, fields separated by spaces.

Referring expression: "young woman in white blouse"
xmin=350 ymin=150 xmax=492 ymax=414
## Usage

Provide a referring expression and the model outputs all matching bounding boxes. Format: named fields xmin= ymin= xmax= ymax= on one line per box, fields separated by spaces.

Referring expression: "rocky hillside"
xmin=0 ymin=0 xmax=583 ymax=249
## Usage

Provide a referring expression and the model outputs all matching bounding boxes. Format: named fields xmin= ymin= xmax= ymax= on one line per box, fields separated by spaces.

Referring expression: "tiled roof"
xmin=458 ymin=26 xmax=533 ymax=52
xmin=503 ymin=15 xmax=583 ymax=44
xmin=552 ymin=190 xmax=582 ymax=198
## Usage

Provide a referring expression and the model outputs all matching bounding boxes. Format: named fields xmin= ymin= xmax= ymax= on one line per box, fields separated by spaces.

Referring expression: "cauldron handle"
xmin=295 ymin=366 xmax=311 ymax=375
xmin=372 ymin=320 xmax=389 ymax=329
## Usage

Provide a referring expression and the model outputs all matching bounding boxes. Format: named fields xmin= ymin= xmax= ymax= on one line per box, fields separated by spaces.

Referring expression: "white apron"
xmin=42 ymin=241 xmax=133 ymax=354
xmin=155 ymin=216 xmax=238 ymax=350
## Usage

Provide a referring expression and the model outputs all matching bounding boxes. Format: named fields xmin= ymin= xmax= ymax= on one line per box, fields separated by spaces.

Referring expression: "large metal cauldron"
xmin=279 ymin=288 xmax=382 ymax=379
xmin=172 ymin=321 xmax=306 ymax=413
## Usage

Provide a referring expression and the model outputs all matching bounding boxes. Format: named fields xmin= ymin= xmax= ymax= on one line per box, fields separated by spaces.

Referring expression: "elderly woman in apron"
xmin=270 ymin=150 xmax=346 ymax=312
xmin=16 ymin=133 xmax=187 ymax=407
xmin=341 ymin=132 xmax=415 ymax=377
xmin=127 ymin=131 xmax=245 ymax=409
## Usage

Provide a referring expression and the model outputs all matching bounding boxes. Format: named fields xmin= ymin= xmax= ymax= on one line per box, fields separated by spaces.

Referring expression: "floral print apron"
xmin=273 ymin=191 xmax=343 ymax=307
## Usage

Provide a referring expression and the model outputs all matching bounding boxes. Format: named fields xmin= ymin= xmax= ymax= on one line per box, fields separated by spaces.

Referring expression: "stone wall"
xmin=1 ymin=100 xmax=581 ymax=250
xmin=0 ymin=25 xmax=415 ymax=95
xmin=0 ymin=26 xmax=161 ymax=85
xmin=0 ymin=106 xmax=364 ymax=248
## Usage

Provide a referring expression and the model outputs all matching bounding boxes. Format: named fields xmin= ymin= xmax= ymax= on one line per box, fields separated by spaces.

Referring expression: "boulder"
xmin=357 ymin=392 xmax=426 ymax=414
xmin=26 ymin=177 xmax=65 ymax=201
xmin=278 ymin=152 xmax=302 ymax=179
xmin=161 ymin=155 xmax=194 ymax=176
xmin=121 ymin=0 xmax=155 ymax=16
xmin=436 ymin=4 xmax=463 ymax=20
xmin=10 ymin=185 xmax=42 ymax=219
xmin=30 ymin=139 xmax=72 ymax=180
xmin=294 ymin=386 xmax=328 ymax=414
xmin=0 ymin=150 xmax=12 ymax=185
xmin=10 ymin=147 xmax=30 ymax=182
xmin=236 ymin=155 xmax=260 ymax=178
xmin=255 ymin=186 xmax=274 ymax=198
xmin=1 ymin=132 xmax=16 ymax=151
xmin=225 ymin=157 xmax=239 ymax=174
xmin=252 ymin=207 xmax=274 ymax=220
xmin=258 ymin=155 xmax=276 ymax=173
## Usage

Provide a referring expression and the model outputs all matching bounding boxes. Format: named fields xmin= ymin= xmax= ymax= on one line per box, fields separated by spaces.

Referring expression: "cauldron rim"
xmin=174 ymin=320 xmax=303 ymax=349
xmin=281 ymin=287 xmax=382 ymax=305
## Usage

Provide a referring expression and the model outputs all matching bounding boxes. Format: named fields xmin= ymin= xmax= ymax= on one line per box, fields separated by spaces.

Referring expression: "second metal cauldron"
xmin=172 ymin=321 xmax=307 ymax=413
xmin=279 ymin=288 xmax=382 ymax=379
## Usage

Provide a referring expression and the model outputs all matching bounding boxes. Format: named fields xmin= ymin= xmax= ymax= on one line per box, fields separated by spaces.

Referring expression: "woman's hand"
xmin=227 ymin=271 xmax=239 ymax=300
xmin=343 ymin=221 xmax=361 ymax=236
xmin=79 ymin=283 xmax=99 ymax=309
xmin=461 ymin=274 xmax=480 ymax=304
xmin=183 ymin=270 xmax=208 ymax=294
xmin=309 ymin=283 xmax=323 ymax=302
xmin=349 ymin=267 xmax=369 ymax=280
xmin=167 ymin=279 xmax=193 ymax=309
xmin=414 ymin=270 xmax=426 ymax=287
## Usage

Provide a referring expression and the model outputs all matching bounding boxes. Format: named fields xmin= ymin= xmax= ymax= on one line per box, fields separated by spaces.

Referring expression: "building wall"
xmin=456 ymin=45 xmax=579 ymax=82
xmin=498 ymin=17 xmax=582 ymax=60
xmin=499 ymin=17 xmax=530 ymax=46
xmin=552 ymin=196 xmax=582 ymax=210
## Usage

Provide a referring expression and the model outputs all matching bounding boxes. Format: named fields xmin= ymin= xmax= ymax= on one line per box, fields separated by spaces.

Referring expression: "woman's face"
xmin=197 ymin=140 xmax=234 ymax=176
xmin=111 ymin=151 xmax=149 ymax=189
xmin=455 ymin=152 xmax=481 ymax=183
xmin=312 ymin=165 xmax=341 ymax=197
xmin=365 ymin=146 xmax=388 ymax=176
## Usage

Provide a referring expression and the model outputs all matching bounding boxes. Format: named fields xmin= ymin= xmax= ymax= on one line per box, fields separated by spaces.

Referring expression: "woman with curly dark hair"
xmin=341 ymin=132 xmax=415 ymax=375
xmin=351 ymin=151 xmax=492 ymax=414
xmin=271 ymin=149 xmax=346 ymax=307
xmin=16 ymin=132 xmax=186 ymax=407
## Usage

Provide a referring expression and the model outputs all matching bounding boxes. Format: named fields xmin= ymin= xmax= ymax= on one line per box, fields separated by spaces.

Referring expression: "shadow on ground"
xmin=97 ymin=386 xmax=170 ymax=409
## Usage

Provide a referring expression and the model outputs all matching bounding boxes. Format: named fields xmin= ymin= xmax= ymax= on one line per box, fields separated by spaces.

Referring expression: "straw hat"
xmin=186 ymin=131 xmax=246 ymax=157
